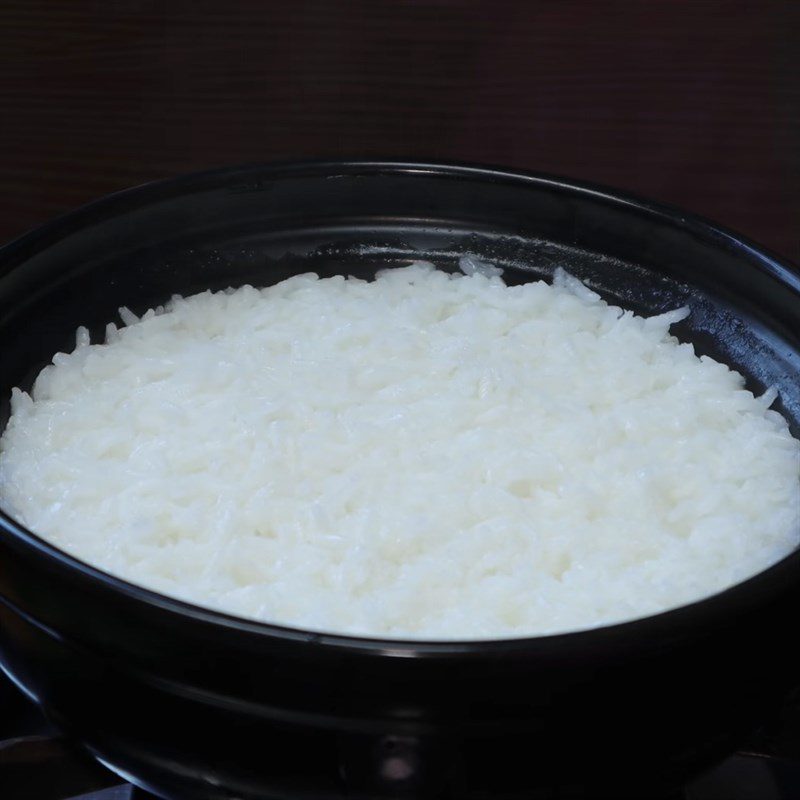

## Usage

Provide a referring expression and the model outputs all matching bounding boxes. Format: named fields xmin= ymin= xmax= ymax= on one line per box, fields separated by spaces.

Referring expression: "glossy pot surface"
xmin=0 ymin=161 xmax=799 ymax=800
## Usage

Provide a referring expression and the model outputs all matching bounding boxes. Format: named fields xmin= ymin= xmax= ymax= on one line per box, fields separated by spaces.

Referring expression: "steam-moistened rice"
xmin=1 ymin=263 xmax=798 ymax=638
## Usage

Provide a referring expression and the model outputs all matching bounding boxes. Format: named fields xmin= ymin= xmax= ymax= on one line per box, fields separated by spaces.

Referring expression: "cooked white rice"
xmin=1 ymin=262 xmax=798 ymax=639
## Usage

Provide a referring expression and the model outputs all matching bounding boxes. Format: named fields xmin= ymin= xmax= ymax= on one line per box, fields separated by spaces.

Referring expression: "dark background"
xmin=0 ymin=0 xmax=798 ymax=261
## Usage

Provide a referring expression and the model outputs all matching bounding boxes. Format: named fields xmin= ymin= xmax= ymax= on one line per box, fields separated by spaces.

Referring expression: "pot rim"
xmin=1 ymin=158 xmax=798 ymax=655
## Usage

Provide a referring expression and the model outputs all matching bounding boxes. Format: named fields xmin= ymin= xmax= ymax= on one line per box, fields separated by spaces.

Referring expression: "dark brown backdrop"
xmin=1 ymin=0 xmax=798 ymax=261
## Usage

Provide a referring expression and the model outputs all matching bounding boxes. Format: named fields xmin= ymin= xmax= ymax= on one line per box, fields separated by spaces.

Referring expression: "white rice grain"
xmin=0 ymin=263 xmax=797 ymax=639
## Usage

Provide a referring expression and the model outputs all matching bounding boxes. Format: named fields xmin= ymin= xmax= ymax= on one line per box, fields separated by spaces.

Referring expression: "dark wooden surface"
xmin=0 ymin=1 xmax=797 ymax=261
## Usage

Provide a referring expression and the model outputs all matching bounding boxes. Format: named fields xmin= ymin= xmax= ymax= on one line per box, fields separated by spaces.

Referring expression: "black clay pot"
xmin=0 ymin=162 xmax=798 ymax=800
